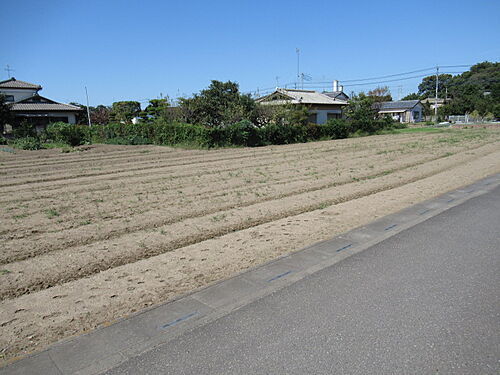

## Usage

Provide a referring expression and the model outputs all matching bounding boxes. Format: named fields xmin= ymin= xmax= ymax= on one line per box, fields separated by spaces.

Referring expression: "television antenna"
xmin=296 ymin=48 xmax=300 ymax=88
xmin=300 ymin=73 xmax=312 ymax=89
xmin=4 ymin=65 xmax=14 ymax=78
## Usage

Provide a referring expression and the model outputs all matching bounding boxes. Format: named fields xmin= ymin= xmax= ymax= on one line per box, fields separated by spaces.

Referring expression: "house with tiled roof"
xmin=0 ymin=78 xmax=82 ymax=133
xmin=374 ymin=100 xmax=424 ymax=123
xmin=256 ymin=88 xmax=349 ymax=124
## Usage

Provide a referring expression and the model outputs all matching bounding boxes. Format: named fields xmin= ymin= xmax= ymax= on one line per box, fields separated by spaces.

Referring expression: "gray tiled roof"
xmin=10 ymin=95 xmax=82 ymax=112
xmin=10 ymin=103 xmax=82 ymax=111
xmin=377 ymin=100 xmax=420 ymax=110
xmin=323 ymin=91 xmax=345 ymax=99
xmin=0 ymin=78 xmax=41 ymax=90
xmin=257 ymin=88 xmax=348 ymax=105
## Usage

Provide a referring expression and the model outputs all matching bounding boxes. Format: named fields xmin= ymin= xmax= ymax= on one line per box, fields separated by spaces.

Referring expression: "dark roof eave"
xmin=0 ymin=86 xmax=42 ymax=90
xmin=11 ymin=108 xmax=83 ymax=112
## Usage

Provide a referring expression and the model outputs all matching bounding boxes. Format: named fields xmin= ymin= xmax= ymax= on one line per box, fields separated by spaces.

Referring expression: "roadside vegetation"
xmin=2 ymin=62 xmax=498 ymax=151
xmin=1 ymin=80 xmax=402 ymax=150
xmin=403 ymin=61 xmax=500 ymax=121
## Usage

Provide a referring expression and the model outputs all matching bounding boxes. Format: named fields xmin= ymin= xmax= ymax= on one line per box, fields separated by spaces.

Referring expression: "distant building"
xmin=256 ymin=88 xmax=349 ymax=124
xmin=374 ymin=100 xmax=424 ymax=123
xmin=0 ymin=78 xmax=82 ymax=133
xmin=420 ymin=97 xmax=447 ymax=110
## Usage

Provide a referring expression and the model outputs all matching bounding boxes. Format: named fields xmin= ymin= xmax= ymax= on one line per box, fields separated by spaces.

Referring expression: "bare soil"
xmin=1 ymin=128 xmax=499 ymax=364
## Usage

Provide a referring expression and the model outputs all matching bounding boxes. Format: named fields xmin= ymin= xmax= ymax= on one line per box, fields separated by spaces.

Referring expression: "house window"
xmin=327 ymin=113 xmax=341 ymax=120
xmin=3 ymin=95 xmax=14 ymax=102
xmin=413 ymin=111 xmax=420 ymax=120
xmin=49 ymin=116 xmax=69 ymax=123
xmin=308 ymin=113 xmax=318 ymax=124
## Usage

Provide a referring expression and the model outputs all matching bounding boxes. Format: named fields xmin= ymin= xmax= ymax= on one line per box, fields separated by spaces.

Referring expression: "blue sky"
xmin=2 ymin=0 xmax=499 ymax=106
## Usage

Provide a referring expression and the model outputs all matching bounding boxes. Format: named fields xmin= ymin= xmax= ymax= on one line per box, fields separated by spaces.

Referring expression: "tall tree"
xmin=143 ymin=98 xmax=170 ymax=121
xmin=179 ymin=80 xmax=256 ymax=127
xmin=110 ymin=101 xmax=141 ymax=123
xmin=92 ymin=105 xmax=111 ymax=125
xmin=344 ymin=93 xmax=380 ymax=133
xmin=418 ymin=74 xmax=453 ymax=98
xmin=401 ymin=93 xmax=420 ymax=100
xmin=367 ymin=86 xmax=392 ymax=102
xmin=438 ymin=62 xmax=500 ymax=116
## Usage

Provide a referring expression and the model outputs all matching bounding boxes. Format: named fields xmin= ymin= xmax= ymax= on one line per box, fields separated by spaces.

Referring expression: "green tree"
xmin=418 ymin=74 xmax=453 ymax=98
xmin=270 ymin=103 xmax=310 ymax=126
xmin=367 ymin=86 xmax=392 ymax=102
xmin=70 ymin=103 xmax=111 ymax=125
xmin=344 ymin=93 xmax=391 ymax=134
xmin=401 ymin=93 xmax=420 ymax=100
xmin=92 ymin=105 xmax=111 ymax=125
xmin=439 ymin=62 xmax=500 ymax=116
xmin=110 ymin=101 xmax=141 ymax=123
xmin=179 ymin=80 xmax=256 ymax=128
xmin=143 ymin=98 xmax=170 ymax=121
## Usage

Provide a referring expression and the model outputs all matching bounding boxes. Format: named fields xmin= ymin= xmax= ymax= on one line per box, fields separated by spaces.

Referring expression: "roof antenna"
xmin=296 ymin=48 xmax=300 ymax=89
xmin=4 ymin=64 xmax=14 ymax=78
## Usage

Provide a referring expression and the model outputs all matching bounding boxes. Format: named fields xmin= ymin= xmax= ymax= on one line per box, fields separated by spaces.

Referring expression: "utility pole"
xmin=275 ymin=76 xmax=280 ymax=88
xmin=85 ymin=86 xmax=92 ymax=127
xmin=296 ymin=48 xmax=300 ymax=89
xmin=4 ymin=65 xmax=14 ymax=78
xmin=434 ymin=65 xmax=439 ymax=124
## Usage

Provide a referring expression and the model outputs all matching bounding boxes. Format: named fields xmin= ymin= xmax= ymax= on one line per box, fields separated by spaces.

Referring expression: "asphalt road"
xmin=104 ymin=186 xmax=500 ymax=375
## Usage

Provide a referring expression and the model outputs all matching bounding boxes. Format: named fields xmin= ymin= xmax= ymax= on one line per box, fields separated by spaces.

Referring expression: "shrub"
xmin=13 ymin=121 xmax=37 ymax=138
xmin=105 ymin=136 xmax=150 ymax=145
xmin=217 ymin=120 xmax=261 ymax=147
xmin=12 ymin=137 xmax=42 ymax=150
xmin=258 ymin=123 xmax=308 ymax=145
xmin=320 ymin=119 xmax=352 ymax=139
xmin=45 ymin=122 xmax=88 ymax=146
xmin=155 ymin=122 xmax=212 ymax=147
xmin=389 ymin=121 xmax=408 ymax=129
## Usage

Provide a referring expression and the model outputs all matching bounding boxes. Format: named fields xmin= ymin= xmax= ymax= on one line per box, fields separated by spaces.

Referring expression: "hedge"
xmin=19 ymin=117 xmax=398 ymax=149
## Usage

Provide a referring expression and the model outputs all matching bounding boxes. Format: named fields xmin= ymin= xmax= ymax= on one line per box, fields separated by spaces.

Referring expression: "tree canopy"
xmin=367 ymin=86 xmax=392 ymax=102
xmin=178 ymin=80 xmax=257 ymax=128
xmin=71 ymin=103 xmax=111 ymax=125
xmin=439 ymin=62 xmax=500 ymax=117
xmin=401 ymin=93 xmax=420 ymax=100
xmin=110 ymin=101 xmax=141 ymax=123
xmin=418 ymin=74 xmax=453 ymax=98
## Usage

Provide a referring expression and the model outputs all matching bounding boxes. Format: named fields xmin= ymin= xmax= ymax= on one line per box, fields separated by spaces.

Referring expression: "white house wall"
xmin=312 ymin=109 xmax=342 ymax=124
xmin=48 ymin=112 xmax=77 ymax=124
xmin=0 ymin=88 xmax=37 ymax=102
xmin=14 ymin=112 xmax=77 ymax=124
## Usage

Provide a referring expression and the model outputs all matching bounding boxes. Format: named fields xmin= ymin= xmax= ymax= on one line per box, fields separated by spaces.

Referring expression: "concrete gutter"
xmin=2 ymin=174 xmax=499 ymax=375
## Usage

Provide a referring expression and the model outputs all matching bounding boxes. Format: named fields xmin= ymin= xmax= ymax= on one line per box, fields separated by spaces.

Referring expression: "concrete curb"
xmin=2 ymin=174 xmax=499 ymax=375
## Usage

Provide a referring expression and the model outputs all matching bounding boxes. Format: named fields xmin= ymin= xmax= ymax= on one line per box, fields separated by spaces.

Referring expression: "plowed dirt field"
xmin=1 ymin=128 xmax=499 ymax=364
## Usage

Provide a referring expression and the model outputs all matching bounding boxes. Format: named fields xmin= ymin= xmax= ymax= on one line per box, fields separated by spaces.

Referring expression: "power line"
xmin=439 ymin=64 xmax=473 ymax=68
xmin=297 ymin=71 xmax=467 ymax=88
xmin=245 ymin=64 xmax=475 ymax=97
xmin=341 ymin=67 xmax=436 ymax=83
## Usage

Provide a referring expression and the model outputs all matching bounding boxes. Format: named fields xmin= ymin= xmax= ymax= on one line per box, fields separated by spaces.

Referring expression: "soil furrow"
xmin=1 ymin=143 xmax=497 ymax=299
